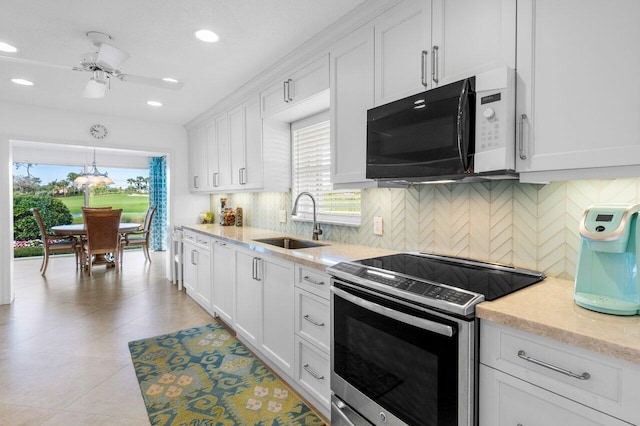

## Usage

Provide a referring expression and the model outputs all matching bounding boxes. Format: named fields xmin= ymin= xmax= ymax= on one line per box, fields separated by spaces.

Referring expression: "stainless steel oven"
xmin=328 ymin=252 xmax=545 ymax=426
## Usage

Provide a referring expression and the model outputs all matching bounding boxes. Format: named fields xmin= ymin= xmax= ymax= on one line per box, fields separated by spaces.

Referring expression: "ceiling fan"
xmin=0 ymin=31 xmax=184 ymax=98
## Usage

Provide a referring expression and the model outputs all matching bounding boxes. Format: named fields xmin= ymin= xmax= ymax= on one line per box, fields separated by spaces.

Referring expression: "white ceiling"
xmin=0 ymin=0 xmax=365 ymax=126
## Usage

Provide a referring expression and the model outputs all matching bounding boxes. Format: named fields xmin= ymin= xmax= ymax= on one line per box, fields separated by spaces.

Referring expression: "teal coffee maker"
xmin=574 ymin=203 xmax=640 ymax=315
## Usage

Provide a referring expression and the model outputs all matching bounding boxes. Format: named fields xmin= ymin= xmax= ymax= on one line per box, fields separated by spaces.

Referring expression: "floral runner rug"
xmin=128 ymin=322 xmax=326 ymax=426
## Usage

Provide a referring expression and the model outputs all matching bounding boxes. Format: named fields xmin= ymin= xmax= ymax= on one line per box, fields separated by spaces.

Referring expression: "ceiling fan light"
xmin=195 ymin=29 xmax=219 ymax=43
xmin=0 ymin=41 xmax=18 ymax=53
xmin=83 ymin=78 xmax=107 ymax=98
xmin=10 ymin=78 xmax=34 ymax=86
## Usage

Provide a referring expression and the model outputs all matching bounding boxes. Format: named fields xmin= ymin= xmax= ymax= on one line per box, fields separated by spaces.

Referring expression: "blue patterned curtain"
xmin=149 ymin=156 xmax=167 ymax=251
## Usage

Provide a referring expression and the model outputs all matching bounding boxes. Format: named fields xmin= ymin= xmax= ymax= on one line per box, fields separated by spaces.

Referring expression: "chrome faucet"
xmin=291 ymin=191 xmax=323 ymax=240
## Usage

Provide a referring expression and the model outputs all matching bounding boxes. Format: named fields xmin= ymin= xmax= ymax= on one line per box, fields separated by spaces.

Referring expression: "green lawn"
xmin=60 ymin=193 xmax=150 ymax=223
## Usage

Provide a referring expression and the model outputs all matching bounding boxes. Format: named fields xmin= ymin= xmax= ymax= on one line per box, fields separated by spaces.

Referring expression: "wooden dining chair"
xmin=30 ymin=208 xmax=80 ymax=275
xmin=121 ymin=206 xmax=156 ymax=263
xmin=82 ymin=208 xmax=123 ymax=276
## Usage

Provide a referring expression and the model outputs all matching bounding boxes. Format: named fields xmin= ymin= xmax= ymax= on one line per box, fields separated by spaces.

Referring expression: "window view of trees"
xmin=12 ymin=162 xmax=150 ymax=258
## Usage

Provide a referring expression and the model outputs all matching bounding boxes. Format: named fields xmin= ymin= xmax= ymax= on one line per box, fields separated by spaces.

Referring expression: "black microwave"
xmin=366 ymin=67 xmax=516 ymax=184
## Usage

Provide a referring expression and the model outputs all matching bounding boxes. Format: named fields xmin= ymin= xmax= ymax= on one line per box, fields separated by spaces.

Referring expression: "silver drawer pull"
xmin=517 ymin=350 xmax=591 ymax=380
xmin=303 ymin=314 xmax=325 ymax=327
xmin=303 ymin=276 xmax=324 ymax=286
xmin=303 ymin=363 xmax=324 ymax=380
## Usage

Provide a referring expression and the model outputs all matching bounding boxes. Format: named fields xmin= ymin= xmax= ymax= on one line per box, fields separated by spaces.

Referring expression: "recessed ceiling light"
xmin=147 ymin=100 xmax=162 ymax=107
xmin=11 ymin=78 xmax=34 ymax=86
xmin=162 ymin=77 xmax=179 ymax=83
xmin=0 ymin=42 xmax=18 ymax=53
xmin=195 ymin=29 xmax=219 ymax=43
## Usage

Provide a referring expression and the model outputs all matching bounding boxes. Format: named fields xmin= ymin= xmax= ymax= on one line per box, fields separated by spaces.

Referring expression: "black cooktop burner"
xmin=356 ymin=253 xmax=545 ymax=301
xmin=328 ymin=252 xmax=546 ymax=316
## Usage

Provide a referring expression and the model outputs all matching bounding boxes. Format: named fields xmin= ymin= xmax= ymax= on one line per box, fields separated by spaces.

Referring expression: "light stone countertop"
xmin=476 ymin=277 xmax=640 ymax=365
xmin=182 ymin=224 xmax=640 ymax=365
xmin=181 ymin=224 xmax=398 ymax=271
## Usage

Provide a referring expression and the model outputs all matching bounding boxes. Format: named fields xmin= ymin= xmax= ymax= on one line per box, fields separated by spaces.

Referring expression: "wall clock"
xmin=89 ymin=124 xmax=109 ymax=140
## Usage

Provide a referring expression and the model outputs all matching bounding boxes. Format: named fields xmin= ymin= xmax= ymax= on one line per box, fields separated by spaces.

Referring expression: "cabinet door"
xmin=243 ymin=97 xmax=263 ymax=190
xmin=330 ymin=26 xmax=375 ymax=188
xmin=480 ymin=365 xmax=629 ymax=426
xmin=187 ymin=125 xmax=206 ymax=191
xmin=234 ymin=249 xmax=261 ymax=347
xmin=212 ymin=240 xmax=235 ymax=325
xmin=260 ymin=256 xmax=295 ymax=376
xmin=289 ymin=54 xmax=329 ymax=105
xmin=516 ymin=0 xmax=640 ymax=175
xmin=431 ymin=0 xmax=515 ymax=86
xmin=213 ymin=113 xmax=231 ymax=189
xmin=205 ymin=120 xmax=218 ymax=190
xmin=196 ymin=245 xmax=212 ymax=309
xmin=261 ymin=80 xmax=289 ymax=118
xmin=228 ymin=104 xmax=245 ymax=187
xmin=374 ymin=0 xmax=432 ymax=105
xmin=183 ymin=241 xmax=197 ymax=293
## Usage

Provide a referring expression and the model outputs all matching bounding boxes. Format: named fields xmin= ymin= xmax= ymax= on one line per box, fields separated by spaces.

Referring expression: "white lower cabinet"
xmin=259 ymin=255 xmax=295 ymax=377
xmin=233 ymin=248 xmax=262 ymax=347
xmin=182 ymin=230 xmax=212 ymax=312
xmin=211 ymin=238 xmax=235 ymax=325
xmin=293 ymin=265 xmax=331 ymax=416
xmin=480 ymin=321 xmax=640 ymax=426
xmin=480 ymin=365 xmax=630 ymax=426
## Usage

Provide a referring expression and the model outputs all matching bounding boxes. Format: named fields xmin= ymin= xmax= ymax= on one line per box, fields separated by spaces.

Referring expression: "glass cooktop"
xmin=328 ymin=252 xmax=546 ymax=316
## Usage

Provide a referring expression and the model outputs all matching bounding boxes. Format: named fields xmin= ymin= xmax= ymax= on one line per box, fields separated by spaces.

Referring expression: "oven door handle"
xmin=332 ymin=286 xmax=455 ymax=337
xmin=331 ymin=400 xmax=358 ymax=426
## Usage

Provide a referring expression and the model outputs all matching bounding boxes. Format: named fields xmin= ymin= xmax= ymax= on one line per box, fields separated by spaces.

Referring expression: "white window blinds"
xmin=292 ymin=113 xmax=361 ymax=226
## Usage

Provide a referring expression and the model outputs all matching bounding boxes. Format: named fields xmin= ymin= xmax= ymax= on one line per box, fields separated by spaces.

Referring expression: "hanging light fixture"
xmin=74 ymin=149 xmax=114 ymax=185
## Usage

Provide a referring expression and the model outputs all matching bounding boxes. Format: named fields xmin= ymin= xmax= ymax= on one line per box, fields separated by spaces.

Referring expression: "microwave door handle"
xmin=457 ymin=78 xmax=472 ymax=172
xmin=331 ymin=286 xmax=455 ymax=337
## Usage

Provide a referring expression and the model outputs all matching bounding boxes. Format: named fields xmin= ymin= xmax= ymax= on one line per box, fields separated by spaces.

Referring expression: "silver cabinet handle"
xmin=212 ymin=172 xmax=219 ymax=187
xmin=518 ymin=114 xmax=528 ymax=160
xmin=303 ymin=314 xmax=325 ymax=327
xmin=432 ymin=45 xmax=439 ymax=84
xmin=252 ymin=257 xmax=262 ymax=281
xmin=332 ymin=286 xmax=455 ymax=337
xmin=421 ymin=50 xmax=428 ymax=87
xmin=190 ymin=250 xmax=197 ymax=265
xmin=303 ymin=276 xmax=324 ymax=286
xmin=303 ymin=363 xmax=324 ymax=380
xmin=283 ymin=80 xmax=289 ymax=103
xmin=238 ymin=167 xmax=246 ymax=185
xmin=193 ymin=176 xmax=199 ymax=189
xmin=517 ymin=350 xmax=591 ymax=380
xmin=287 ymin=78 xmax=293 ymax=102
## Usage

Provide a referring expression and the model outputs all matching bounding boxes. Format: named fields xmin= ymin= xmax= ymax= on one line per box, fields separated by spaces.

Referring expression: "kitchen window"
xmin=292 ymin=112 xmax=361 ymax=226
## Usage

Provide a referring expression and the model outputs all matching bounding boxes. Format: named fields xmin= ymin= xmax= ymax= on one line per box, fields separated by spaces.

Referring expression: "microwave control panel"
xmin=474 ymin=67 xmax=516 ymax=172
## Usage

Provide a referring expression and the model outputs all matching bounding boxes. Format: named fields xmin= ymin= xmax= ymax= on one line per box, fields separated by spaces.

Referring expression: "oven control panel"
xmin=329 ymin=262 xmax=476 ymax=306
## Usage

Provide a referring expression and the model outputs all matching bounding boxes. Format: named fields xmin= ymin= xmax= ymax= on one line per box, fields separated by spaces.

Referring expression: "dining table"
xmin=51 ymin=223 xmax=141 ymax=269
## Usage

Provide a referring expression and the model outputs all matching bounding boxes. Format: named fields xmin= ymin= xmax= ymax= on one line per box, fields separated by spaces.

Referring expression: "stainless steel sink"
xmin=253 ymin=237 xmax=327 ymax=249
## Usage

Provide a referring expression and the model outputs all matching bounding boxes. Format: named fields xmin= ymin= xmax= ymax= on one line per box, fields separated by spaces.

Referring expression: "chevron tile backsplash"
xmin=210 ymin=178 xmax=640 ymax=280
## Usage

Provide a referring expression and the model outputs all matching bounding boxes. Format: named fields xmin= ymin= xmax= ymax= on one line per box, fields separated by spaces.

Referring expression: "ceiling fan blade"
xmin=83 ymin=79 xmax=107 ymax=98
xmin=96 ymin=43 xmax=131 ymax=71
xmin=116 ymin=73 xmax=184 ymax=90
xmin=0 ymin=54 xmax=75 ymax=71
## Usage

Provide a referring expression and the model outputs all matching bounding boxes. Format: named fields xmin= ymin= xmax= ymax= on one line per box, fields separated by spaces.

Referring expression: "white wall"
xmin=0 ymin=101 xmax=210 ymax=304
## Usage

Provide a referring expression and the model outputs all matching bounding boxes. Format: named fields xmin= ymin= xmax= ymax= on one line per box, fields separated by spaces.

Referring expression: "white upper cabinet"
xmin=187 ymin=124 xmax=207 ymax=192
xmin=330 ymin=25 xmax=375 ymax=188
xmin=374 ymin=0 xmax=515 ymax=106
xmin=516 ymin=0 xmax=640 ymax=181
xmin=374 ymin=0 xmax=432 ymax=105
xmin=229 ymin=95 xmax=264 ymax=190
xmin=214 ymin=113 xmax=231 ymax=189
xmin=431 ymin=0 xmax=516 ymax=86
xmin=261 ymin=55 xmax=329 ymax=119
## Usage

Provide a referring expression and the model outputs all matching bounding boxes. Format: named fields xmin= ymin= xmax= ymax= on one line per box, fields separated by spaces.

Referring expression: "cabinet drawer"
xmin=295 ymin=264 xmax=330 ymax=299
xmin=295 ymin=336 xmax=330 ymax=409
xmin=481 ymin=321 xmax=640 ymax=425
xmin=196 ymin=235 xmax=211 ymax=250
xmin=183 ymin=229 xmax=197 ymax=243
xmin=295 ymin=288 xmax=330 ymax=353
xmin=480 ymin=365 xmax=629 ymax=426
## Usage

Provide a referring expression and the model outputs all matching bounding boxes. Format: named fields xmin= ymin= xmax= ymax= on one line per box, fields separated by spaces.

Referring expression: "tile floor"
xmin=0 ymin=250 xmax=214 ymax=425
